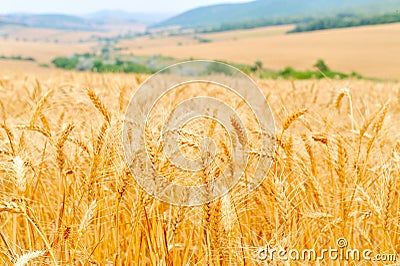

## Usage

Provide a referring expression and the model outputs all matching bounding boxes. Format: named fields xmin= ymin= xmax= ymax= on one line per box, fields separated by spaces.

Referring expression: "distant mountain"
xmin=86 ymin=10 xmax=173 ymax=24
xmin=153 ymin=0 xmax=400 ymax=28
xmin=86 ymin=10 xmax=138 ymax=25
xmin=0 ymin=11 xmax=174 ymax=31
xmin=0 ymin=14 xmax=96 ymax=30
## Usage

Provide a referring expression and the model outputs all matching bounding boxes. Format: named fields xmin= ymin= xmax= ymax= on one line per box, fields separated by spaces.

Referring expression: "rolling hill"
xmin=86 ymin=10 xmax=173 ymax=24
xmin=153 ymin=0 xmax=400 ymax=28
xmin=0 ymin=14 xmax=96 ymax=31
xmin=0 ymin=11 xmax=173 ymax=31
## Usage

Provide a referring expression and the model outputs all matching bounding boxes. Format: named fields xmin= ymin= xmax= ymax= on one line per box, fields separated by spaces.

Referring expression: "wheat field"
xmin=120 ymin=23 xmax=400 ymax=79
xmin=0 ymin=71 xmax=399 ymax=265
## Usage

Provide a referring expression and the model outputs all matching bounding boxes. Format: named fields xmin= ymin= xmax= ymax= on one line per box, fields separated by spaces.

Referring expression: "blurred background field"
xmin=1 ymin=0 xmax=400 ymax=265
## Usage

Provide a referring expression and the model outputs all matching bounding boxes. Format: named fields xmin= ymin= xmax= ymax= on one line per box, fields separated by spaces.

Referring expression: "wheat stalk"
xmin=0 ymin=200 xmax=26 ymax=214
xmin=1 ymin=123 xmax=16 ymax=155
xmin=56 ymin=123 xmax=74 ymax=170
xmin=334 ymin=88 xmax=349 ymax=111
xmin=383 ymin=171 xmax=395 ymax=232
xmin=230 ymin=115 xmax=246 ymax=147
xmin=14 ymin=250 xmax=44 ymax=266
xmin=79 ymin=200 xmax=97 ymax=233
xmin=312 ymin=133 xmax=328 ymax=145
xmin=29 ymin=89 xmax=53 ymax=129
xmin=13 ymin=156 xmax=28 ymax=193
xmin=87 ymin=88 xmax=111 ymax=124
xmin=282 ymin=108 xmax=307 ymax=132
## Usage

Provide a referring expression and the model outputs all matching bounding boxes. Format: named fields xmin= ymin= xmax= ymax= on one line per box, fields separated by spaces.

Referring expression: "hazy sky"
xmin=1 ymin=0 xmax=248 ymax=14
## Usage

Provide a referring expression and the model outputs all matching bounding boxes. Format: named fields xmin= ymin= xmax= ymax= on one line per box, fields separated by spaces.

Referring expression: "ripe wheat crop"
xmin=0 ymin=72 xmax=399 ymax=265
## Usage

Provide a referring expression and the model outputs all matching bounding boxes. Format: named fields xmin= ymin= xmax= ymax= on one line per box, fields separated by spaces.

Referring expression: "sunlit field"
xmin=0 ymin=23 xmax=399 ymax=80
xmin=0 ymin=71 xmax=399 ymax=265
xmin=118 ymin=23 xmax=400 ymax=80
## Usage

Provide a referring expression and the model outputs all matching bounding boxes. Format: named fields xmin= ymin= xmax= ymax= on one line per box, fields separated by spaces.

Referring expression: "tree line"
xmin=289 ymin=12 xmax=400 ymax=33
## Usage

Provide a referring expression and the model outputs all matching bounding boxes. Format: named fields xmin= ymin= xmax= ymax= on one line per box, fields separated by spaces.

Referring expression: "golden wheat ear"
xmin=14 ymin=251 xmax=45 ymax=266
xmin=87 ymin=88 xmax=112 ymax=124
xmin=282 ymin=107 xmax=307 ymax=133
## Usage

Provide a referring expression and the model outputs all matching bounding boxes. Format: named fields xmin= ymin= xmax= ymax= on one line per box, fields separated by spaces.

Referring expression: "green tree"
xmin=254 ymin=60 xmax=263 ymax=71
xmin=52 ymin=57 xmax=78 ymax=70
xmin=313 ymin=59 xmax=329 ymax=72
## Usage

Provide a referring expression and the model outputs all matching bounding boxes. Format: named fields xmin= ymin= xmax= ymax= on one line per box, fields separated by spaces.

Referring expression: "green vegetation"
xmin=52 ymin=57 xmax=79 ymax=70
xmin=51 ymin=47 xmax=177 ymax=74
xmin=92 ymin=59 xmax=153 ymax=73
xmin=196 ymin=37 xmax=212 ymax=43
xmin=52 ymin=55 xmax=154 ymax=73
xmin=198 ymin=17 xmax=308 ymax=33
xmin=205 ymin=62 xmax=235 ymax=76
xmin=233 ymin=59 xmax=362 ymax=80
xmin=39 ymin=63 xmax=50 ymax=68
xmin=0 ymin=55 xmax=36 ymax=62
xmin=196 ymin=11 xmax=400 ymax=34
xmin=313 ymin=59 xmax=329 ymax=72
xmin=261 ymin=66 xmax=362 ymax=80
xmin=289 ymin=12 xmax=400 ymax=33
xmin=52 ymin=49 xmax=362 ymax=80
